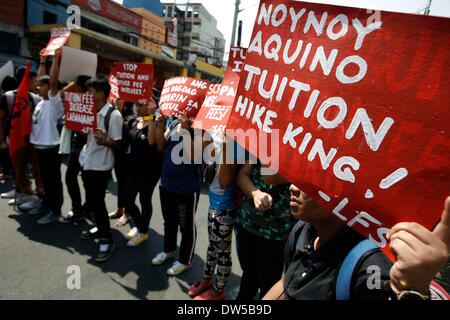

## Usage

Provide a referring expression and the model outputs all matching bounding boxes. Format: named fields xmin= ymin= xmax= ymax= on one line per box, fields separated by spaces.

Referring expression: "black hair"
xmin=1 ymin=76 xmax=18 ymax=92
xmin=76 ymin=75 xmax=91 ymax=92
xmin=15 ymin=67 xmax=37 ymax=84
xmin=85 ymin=76 xmax=111 ymax=99
xmin=122 ymin=101 xmax=134 ymax=117
xmin=37 ymin=75 xmax=50 ymax=85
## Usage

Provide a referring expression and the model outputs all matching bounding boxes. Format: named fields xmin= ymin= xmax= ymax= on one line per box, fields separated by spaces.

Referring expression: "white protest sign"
xmin=58 ymin=46 xmax=97 ymax=82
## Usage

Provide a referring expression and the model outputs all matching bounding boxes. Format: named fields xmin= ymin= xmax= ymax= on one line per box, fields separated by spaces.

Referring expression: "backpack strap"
xmin=335 ymin=239 xmax=378 ymax=300
xmin=103 ymin=106 xmax=115 ymax=134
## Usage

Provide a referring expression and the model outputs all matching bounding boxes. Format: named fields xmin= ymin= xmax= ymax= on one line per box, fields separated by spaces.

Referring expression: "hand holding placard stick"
xmin=225 ymin=0 xmax=450 ymax=259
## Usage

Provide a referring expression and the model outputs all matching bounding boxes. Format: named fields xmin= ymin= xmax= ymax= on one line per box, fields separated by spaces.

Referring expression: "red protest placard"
xmin=159 ymin=77 xmax=210 ymax=119
xmin=108 ymin=68 xmax=120 ymax=101
xmin=227 ymin=47 xmax=247 ymax=73
xmin=113 ymin=62 xmax=153 ymax=104
xmin=192 ymin=68 xmax=240 ymax=133
xmin=225 ymin=0 xmax=450 ymax=259
xmin=64 ymin=92 xmax=97 ymax=135
xmin=41 ymin=28 xmax=71 ymax=56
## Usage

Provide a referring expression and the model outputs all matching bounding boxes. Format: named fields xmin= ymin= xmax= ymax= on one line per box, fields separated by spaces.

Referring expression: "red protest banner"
xmin=225 ymin=0 xmax=450 ymax=259
xmin=227 ymin=47 xmax=247 ymax=73
xmin=41 ymin=28 xmax=71 ymax=56
xmin=159 ymin=77 xmax=210 ymax=119
xmin=108 ymin=68 xmax=120 ymax=101
xmin=192 ymin=68 xmax=240 ymax=133
xmin=113 ymin=62 xmax=153 ymax=104
xmin=64 ymin=92 xmax=97 ymax=135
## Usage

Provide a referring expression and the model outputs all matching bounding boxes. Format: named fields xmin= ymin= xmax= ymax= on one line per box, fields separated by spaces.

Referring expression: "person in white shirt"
xmin=30 ymin=49 xmax=65 ymax=224
xmin=79 ymin=76 xmax=123 ymax=263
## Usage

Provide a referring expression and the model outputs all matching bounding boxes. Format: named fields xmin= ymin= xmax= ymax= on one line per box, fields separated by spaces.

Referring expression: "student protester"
xmin=235 ymin=161 xmax=296 ymax=300
xmin=151 ymin=111 xmax=203 ymax=276
xmin=263 ymin=186 xmax=450 ymax=300
xmin=123 ymin=98 xmax=162 ymax=246
xmin=27 ymin=48 xmax=65 ymax=224
xmin=108 ymin=99 xmax=134 ymax=227
xmin=78 ymin=76 xmax=123 ymax=263
xmin=0 ymin=76 xmax=17 ymax=181
xmin=189 ymin=132 xmax=238 ymax=300
xmin=0 ymin=67 xmax=45 ymax=207
xmin=58 ymin=75 xmax=92 ymax=223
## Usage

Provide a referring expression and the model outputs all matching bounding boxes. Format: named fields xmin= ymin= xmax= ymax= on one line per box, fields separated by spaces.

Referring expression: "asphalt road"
xmin=0 ymin=160 xmax=243 ymax=300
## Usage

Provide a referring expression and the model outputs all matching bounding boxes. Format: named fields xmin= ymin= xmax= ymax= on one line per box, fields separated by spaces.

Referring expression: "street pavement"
xmin=0 ymin=161 xmax=243 ymax=300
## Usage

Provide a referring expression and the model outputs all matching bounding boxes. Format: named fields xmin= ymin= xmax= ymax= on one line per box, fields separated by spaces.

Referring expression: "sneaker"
xmin=151 ymin=251 xmax=175 ymax=266
xmin=194 ymin=289 xmax=226 ymax=301
xmin=80 ymin=227 xmax=100 ymax=240
xmin=126 ymin=233 xmax=148 ymax=247
xmin=95 ymin=241 xmax=116 ymax=262
xmin=188 ymin=279 xmax=213 ymax=297
xmin=124 ymin=227 xmax=138 ymax=241
xmin=167 ymin=261 xmax=192 ymax=276
xmin=27 ymin=205 xmax=50 ymax=216
xmin=58 ymin=211 xmax=86 ymax=224
xmin=8 ymin=193 xmax=25 ymax=205
xmin=18 ymin=195 xmax=41 ymax=211
xmin=1 ymin=189 xmax=16 ymax=199
xmin=36 ymin=211 xmax=60 ymax=225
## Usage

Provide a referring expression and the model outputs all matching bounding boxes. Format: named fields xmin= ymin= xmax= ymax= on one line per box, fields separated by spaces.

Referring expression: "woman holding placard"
xmin=122 ymin=99 xmax=163 ymax=246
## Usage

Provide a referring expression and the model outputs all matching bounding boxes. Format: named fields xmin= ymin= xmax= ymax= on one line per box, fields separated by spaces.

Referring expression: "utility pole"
xmin=424 ymin=0 xmax=432 ymax=15
xmin=237 ymin=20 xmax=242 ymax=47
xmin=231 ymin=0 xmax=240 ymax=47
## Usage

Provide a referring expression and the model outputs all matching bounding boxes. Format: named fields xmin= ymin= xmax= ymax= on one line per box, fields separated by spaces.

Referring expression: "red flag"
xmin=9 ymin=62 xmax=31 ymax=165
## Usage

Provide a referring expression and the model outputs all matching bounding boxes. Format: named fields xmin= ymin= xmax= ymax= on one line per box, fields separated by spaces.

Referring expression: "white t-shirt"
xmin=78 ymin=102 xmax=123 ymax=171
xmin=30 ymin=91 xmax=64 ymax=147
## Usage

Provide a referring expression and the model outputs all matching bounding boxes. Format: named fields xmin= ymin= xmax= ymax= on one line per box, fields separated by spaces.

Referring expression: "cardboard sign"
xmin=59 ymin=46 xmax=97 ymax=82
xmin=227 ymin=47 xmax=247 ymax=73
xmin=41 ymin=28 xmax=71 ymax=56
xmin=64 ymin=92 xmax=97 ymax=135
xmin=113 ymin=62 xmax=153 ymax=104
xmin=159 ymin=77 xmax=210 ymax=119
xmin=192 ymin=68 xmax=240 ymax=133
xmin=225 ymin=0 xmax=450 ymax=258
xmin=108 ymin=68 xmax=120 ymax=100
xmin=0 ymin=60 xmax=14 ymax=88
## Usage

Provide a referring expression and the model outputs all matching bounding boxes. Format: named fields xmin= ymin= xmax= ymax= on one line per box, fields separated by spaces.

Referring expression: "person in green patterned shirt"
xmin=235 ymin=160 xmax=296 ymax=300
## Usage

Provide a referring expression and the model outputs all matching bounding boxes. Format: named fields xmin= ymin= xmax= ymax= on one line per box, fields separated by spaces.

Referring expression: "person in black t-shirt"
xmin=263 ymin=185 xmax=449 ymax=300
xmin=122 ymin=98 xmax=162 ymax=247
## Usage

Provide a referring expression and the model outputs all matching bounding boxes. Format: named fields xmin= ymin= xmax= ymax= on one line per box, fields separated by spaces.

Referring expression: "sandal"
xmin=115 ymin=215 xmax=130 ymax=227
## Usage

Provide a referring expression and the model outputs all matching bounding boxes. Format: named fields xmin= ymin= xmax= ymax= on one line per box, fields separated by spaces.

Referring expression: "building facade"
xmin=162 ymin=2 xmax=225 ymax=67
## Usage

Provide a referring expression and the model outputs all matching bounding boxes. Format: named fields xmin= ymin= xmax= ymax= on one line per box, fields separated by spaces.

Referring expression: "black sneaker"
xmin=95 ymin=241 xmax=116 ymax=263
xmin=80 ymin=227 xmax=100 ymax=240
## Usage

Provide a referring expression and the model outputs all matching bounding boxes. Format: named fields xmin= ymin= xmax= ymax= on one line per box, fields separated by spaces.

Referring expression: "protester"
xmin=0 ymin=76 xmax=17 ymax=181
xmin=151 ymin=112 xmax=202 ymax=276
xmin=57 ymin=75 xmax=92 ymax=223
xmin=188 ymin=132 xmax=238 ymax=300
xmin=108 ymin=99 xmax=134 ymax=227
xmin=262 ymin=185 xmax=450 ymax=300
xmin=78 ymin=76 xmax=123 ymax=263
xmin=0 ymin=67 xmax=45 ymax=207
xmin=123 ymin=99 xmax=162 ymax=247
xmin=27 ymin=48 xmax=65 ymax=224
xmin=235 ymin=161 xmax=296 ymax=300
